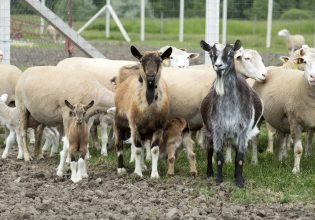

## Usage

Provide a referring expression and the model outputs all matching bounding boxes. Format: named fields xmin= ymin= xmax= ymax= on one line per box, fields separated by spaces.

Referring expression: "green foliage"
xmin=55 ymin=0 xmax=97 ymax=21
xmin=111 ymin=0 xmax=154 ymax=18
xmin=280 ymin=9 xmax=313 ymax=20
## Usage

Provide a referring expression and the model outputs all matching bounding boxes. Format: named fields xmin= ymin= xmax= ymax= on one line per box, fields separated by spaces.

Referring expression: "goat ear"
xmin=130 ymin=45 xmax=142 ymax=60
xmin=161 ymin=47 xmax=172 ymax=60
xmin=234 ymin=40 xmax=241 ymax=51
xmin=188 ymin=53 xmax=199 ymax=60
xmin=84 ymin=100 xmax=94 ymax=111
xmin=200 ymin=40 xmax=212 ymax=51
xmin=279 ymin=56 xmax=290 ymax=63
xmin=64 ymin=100 xmax=75 ymax=110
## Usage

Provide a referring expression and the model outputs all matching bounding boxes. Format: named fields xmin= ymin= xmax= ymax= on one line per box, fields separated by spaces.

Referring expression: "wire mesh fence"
xmin=6 ymin=0 xmax=315 ymax=69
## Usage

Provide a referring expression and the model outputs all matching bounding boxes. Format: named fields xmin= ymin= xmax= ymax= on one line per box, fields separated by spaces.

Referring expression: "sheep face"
xmin=298 ymin=54 xmax=315 ymax=86
xmin=65 ymin=100 xmax=94 ymax=125
xmin=200 ymin=40 xmax=241 ymax=77
xmin=130 ymin=45 xmax=172 ymax=104
xmin=169 ymin=49 xmax=199 ymax=68
xmin=235 ymin=49 xmax=267 ymax=82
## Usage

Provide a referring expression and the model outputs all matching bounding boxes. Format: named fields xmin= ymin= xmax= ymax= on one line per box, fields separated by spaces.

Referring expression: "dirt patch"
xmin=0 ymin=148 xmax=314 ymax=219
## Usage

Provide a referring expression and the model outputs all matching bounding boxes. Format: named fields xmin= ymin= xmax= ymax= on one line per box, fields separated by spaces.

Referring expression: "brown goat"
xmin=114 ymin=45 xmax=172 ymax=178
xmin=64 ymin=99 xmax=94 ymax=183
xmin=159 ymin=118 xmax=197 ymax=176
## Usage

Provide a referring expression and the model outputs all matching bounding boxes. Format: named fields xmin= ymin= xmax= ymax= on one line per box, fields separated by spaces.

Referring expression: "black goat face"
xmin=200 ymin=40 xmax=241 ymax=76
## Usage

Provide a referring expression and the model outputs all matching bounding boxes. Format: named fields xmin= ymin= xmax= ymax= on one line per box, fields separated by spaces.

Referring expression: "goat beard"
xmin=146 ymin=79 xmax=156 ymax=105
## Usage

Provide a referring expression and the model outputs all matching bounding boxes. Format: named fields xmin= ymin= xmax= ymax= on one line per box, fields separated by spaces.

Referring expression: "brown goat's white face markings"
xmin=64 ymin=100 xmax=94 ymax=125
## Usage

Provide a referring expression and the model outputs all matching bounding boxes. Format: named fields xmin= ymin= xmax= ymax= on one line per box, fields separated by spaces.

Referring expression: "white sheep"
xmin=278 ymin=29 xmax=305 ymax=55
xmin=46 ymin=25 xmax=63 ymax=44
xmin=252 ymin=45 xmax=315 ymax=174
xmin=159 ymin=45 xmax=199 ymax=68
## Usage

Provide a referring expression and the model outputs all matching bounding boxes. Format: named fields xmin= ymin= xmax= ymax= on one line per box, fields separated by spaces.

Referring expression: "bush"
xmin=280 ymin=9 xmax=313 ymax=20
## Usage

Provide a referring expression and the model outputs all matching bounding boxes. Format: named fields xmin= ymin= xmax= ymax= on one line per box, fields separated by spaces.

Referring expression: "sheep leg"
xmin=2 ymin=128 xmax=15 ymax=159
xmin=225 ymin=144 xmax=232 ymax=163
xmin=19 ymin=107 xmax=32 ymax=161
xmin=290 ymin=126 xmax=303 ymax=174
xmin=266 ymin=122 xmax=275 ymax=153
xmin=275 ymin=131 xmax=286 ymax=161
xmin=304 ymin=130 xmax=314 ymax=157
xmin=144 ymin=139 xmax=151 ymax=161
xmin=50 ymin=130 xmax=59 ymax=157
xmin=282 ymin=134 xmax=291 ymax=158
xmin=90 ymin=124 xmax=100 ymax=149
xmin=34 ymin=124 xmax=44 ymax=160
xmin=100 ymin=119 xmax=108 ymax=156
xmin=251 ymin=137 xmax=258 ymax=165
xmin=15 ymin=130 xmax=24 ymax=159
xmin=57 ymin=137 xmax=69 ymax=177
xmin=234 ymin=150 xmax=245 ymax=188
xmin=183 ymin=132 xmax=197 ymax=176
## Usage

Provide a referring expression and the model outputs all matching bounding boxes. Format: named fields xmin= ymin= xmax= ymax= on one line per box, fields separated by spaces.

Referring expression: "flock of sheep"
xmin=0 ymin=28 xmax=313 ymax=188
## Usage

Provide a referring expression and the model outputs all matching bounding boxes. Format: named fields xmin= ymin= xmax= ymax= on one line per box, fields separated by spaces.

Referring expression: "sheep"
xmin=62 ymin=99 xmax=94 ymax=183
xmin=200 ymin=40 xmax=263 ymax=188
xmin=252 ymin=45 xmax=315 ymax=174
xmin=15 ymin=66 xmax=114 ymax=162
xmin=278 ymin=29 xmax=305 ymax=55
xmin=159 ymin=46 xmax=199 ymax=68
xmin=114 ymin=45 xmax=172 ymax=178
xmin=0 ymin=94 xmax=59 ymax=159
xmin=159 ymin=117 xmax=197 ymax=176
xmin=46 ymin=25 xmax=63 ymax=44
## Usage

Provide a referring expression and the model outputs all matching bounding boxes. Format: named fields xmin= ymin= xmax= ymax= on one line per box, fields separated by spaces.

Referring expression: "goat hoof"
xmin=117 ymin=168 xmax=127 ymax=175
xmin=292 ymin=167 xmax=300 ymax=175
xmin=215 ymin=177 xmax=223 ymax=185
xmin=24 ymin=155 xmax=33 ymax=162
xmin=71 ymin=177 xmax=82 ymax=183
xmin=56 ymin=170 xmax=63 ymax=177
xmin=150 ymin=171 xmax=159 ymax=179
xmin=235 ymin=178 xmax=245 ymax=188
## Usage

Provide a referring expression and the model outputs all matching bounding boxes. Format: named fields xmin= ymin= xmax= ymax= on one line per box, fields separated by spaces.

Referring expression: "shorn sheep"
xmin=252 ymin=45 xmax=315 ymax=174
xmin=200 ymin=40 xmax=263 ymax=187
xmin=278 ymin=29 xmax=305 ymax=55
xmin=159 ymin=46 xmax=199 ymax=68
xmin=64 ymin=100 xmax=94 ymax=183
xmin=114 ymin=45 xmax=172 ymax=178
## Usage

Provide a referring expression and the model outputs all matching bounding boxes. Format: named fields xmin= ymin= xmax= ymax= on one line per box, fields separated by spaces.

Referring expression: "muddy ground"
xmin=3 ymin=42 xmax=314 ymax=219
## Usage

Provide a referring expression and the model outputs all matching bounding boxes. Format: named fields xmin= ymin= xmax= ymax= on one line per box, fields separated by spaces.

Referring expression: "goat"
xmin=114 ymin=45 xmax=172 ymax=178
xmin=200 ymin=40 xmax=263 ymax=187
xmin=63 ymin=99 xmax=94 ymax=183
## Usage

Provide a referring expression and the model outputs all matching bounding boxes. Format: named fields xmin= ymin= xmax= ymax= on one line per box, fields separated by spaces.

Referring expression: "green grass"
xmin=87 ymin=123 xmax=315 ymax=204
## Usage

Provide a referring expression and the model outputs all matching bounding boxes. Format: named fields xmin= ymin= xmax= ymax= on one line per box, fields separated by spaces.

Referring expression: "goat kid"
xmin=64 ymin=100 xmax=94 ymax=183
xmin=200 ymin=40 xmax=263 ymax=188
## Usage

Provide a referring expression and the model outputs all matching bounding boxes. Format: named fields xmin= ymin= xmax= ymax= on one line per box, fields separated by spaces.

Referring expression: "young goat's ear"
xmin=279 ymin=56 xmax=290 ymax=63
xmin=200 ymin=40 xmax=212 ymax=51
xmin=234 ymin=40 xmax=241 ymax=51
xmin=84 ymin=100 xmax=94 ymax=111
xmin=130 ymin=45 xmax=142 ymax=60
xmin=161 ymin=47 xmax=172 ymax=60
xmin=65 ymin=100 xmax=75 ymax=110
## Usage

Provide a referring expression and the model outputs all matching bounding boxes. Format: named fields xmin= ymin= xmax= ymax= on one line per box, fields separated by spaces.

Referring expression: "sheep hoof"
xmin=1 ymin=153 xmax=8 ymax=159
xmin=81 ymin=173 xmax=88 ymax=178
xmin=292 ymin=167 xmax=300 ymax=175
xmin=150 ymin=171 xmax=159 ymax=179
xmin=141 ymin=164 xmax=148 ymax=171
xmin=167 ymin=171 xmax=174 ymax=176
xmin=17 ymin=155 xmax=24 ymax=160
xmin=71 ymin=177 xmax=82 ymax=183
xmin=36 ymin=154 xmax=44 ymax=160
xmin=24 ymin=155 xmax=33 ymax=162
xmin=117 ymin=168 xmax=127 ymax=175
xmin=101 ymin=151 xmax=108 ymax=156
xmin=134 ymin=170 xmax=143 ymax=178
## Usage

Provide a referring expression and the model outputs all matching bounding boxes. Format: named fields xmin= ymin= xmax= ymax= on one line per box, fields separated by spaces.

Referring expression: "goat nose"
xmin=215 ymin=63 xmax=222 ymax=68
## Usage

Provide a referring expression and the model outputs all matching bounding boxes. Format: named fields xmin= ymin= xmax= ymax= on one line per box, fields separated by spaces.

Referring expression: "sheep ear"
xmin=300 ymin=45 xmax=310 ymax=56
xmin=234 ymin=40 xmax=241 ymax=51
xmin=84 ymin=100 xmax=94 ymax=111
xmin=64 ymin=100 xmax=75 ymax=110
xmin=280 ymin=56 xmax=290 ymax=63
xmin=188 ymin=53 xmax=199 ymax=60
xmin=200 ymin=40 xmax=212 ymax=51
xmin=161 ymin=47 xmax=172 ymax=60
xmin=130 ymin=46 xmax=142 ymax=60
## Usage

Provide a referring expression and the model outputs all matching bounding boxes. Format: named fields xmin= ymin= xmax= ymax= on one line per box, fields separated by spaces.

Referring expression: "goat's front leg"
xmin=113 ymin=122 xmax=126 ymax=175
xmin=150 ymin=131 xmax=162 ymax=178
xmin=234 ymin=150 xmax=245 ymax=188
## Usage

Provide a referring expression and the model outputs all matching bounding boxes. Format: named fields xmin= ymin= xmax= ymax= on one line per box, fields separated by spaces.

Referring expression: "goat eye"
xmin=244 ymin=57 xmax=250 ymax=61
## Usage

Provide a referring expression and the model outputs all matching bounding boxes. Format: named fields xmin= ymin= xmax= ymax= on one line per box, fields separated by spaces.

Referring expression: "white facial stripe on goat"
xmin=214 ymin=44 xmax=226 ymax=71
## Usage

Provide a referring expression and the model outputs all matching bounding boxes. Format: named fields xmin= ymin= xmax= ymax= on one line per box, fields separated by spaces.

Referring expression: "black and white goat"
xmin=200 ymin=40 xmax=263 ymax=187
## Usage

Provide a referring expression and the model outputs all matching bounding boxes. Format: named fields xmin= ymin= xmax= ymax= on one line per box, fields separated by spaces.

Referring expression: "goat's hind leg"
xmin=114 ymin=123 xmax=126 ymax=175
xmin=234 ymin=150 xmax=245 ymax=188
xmin=78 ymin=144 xmax=88 ymax=179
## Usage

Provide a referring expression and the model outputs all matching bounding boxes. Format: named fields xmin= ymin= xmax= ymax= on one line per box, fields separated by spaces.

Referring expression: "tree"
xmin=55 ymin=0 xmax=97 ymax=21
